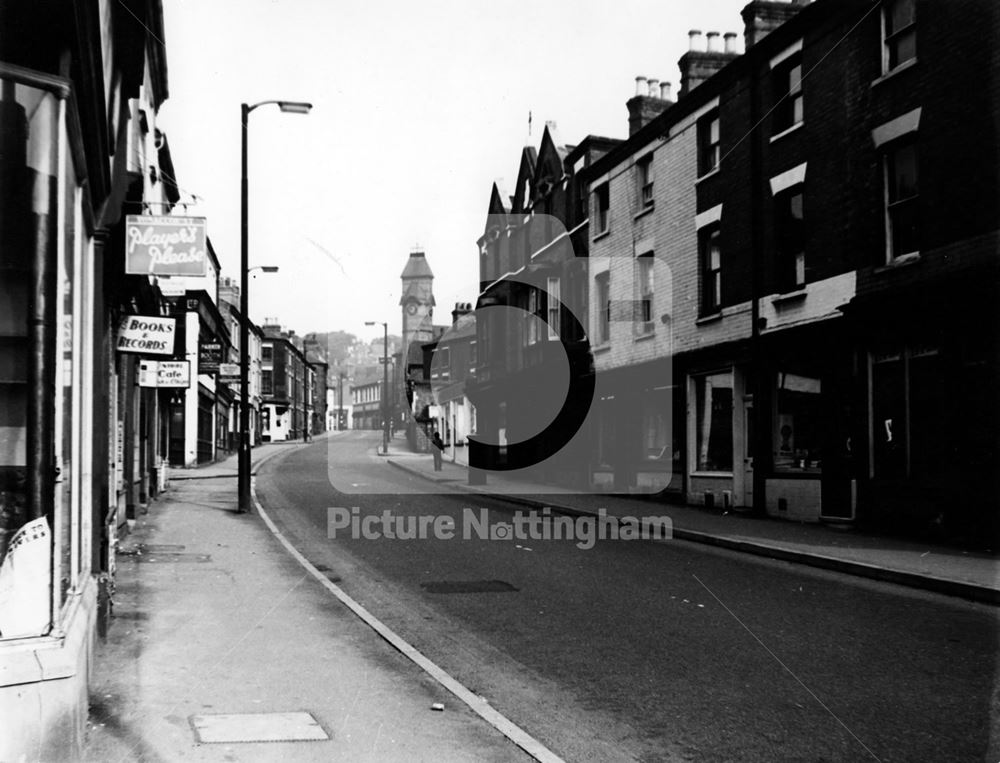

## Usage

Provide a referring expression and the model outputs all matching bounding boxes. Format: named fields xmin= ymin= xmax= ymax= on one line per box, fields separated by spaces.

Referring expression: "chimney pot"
xmin=647 ymin=78 xmax=659 ymax=98
xmin=659 ymin=81 xmax=672 ymax=100
xmin=634 ymin=75 xmax=648 ymax=97
xmin=706 ymin=31 xmax=721 ymax=53
xmin=688 ymin=29 xmax=704 ymax=52
xmin=724 ymin=32 xmax=738 ymax=54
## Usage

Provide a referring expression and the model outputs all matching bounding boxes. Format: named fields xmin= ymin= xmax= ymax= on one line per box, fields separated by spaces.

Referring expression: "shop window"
xmin=698 ymin=110 xmax=720 ymax=176
xmin=773 ymin=372 xmax=822 ymax=473
xmin=642 ymin=388 xmax=671 ymax=461
xmin=871 ymin=347 xmax=942 ymax=479
xmin=775 ymin=189 xmax=806 ymax=290
xmin=883 ymin=0 xmax=916 ymax=73
xmin=884 ymin=141 xmax=919 ymax=259
xmin=694 ymin=372 xmax=734 ymax=472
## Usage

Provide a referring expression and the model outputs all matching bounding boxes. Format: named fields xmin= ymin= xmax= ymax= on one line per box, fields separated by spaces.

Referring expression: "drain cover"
xmin=420 ymin=580 xmax=518 ymax=594
xmin=190 ymin=712 xmax=329 ymax=743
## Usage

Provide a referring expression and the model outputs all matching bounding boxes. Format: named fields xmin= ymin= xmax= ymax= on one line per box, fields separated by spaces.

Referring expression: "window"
xmin=635 ymin=255 xmax=654 ymax=334
xmin=775 ymin=189 xmax=806 ymax=290
xmin=698 ymin=111 xmax=720 ymax=176
xmin=884 ymin=141 xmax=919 ymax=259
xmin=636 ymin=155 xmax=653 ymax=209
xmin=642 ymin=388 xmax=671 ymax=461
xmin=871 ymin=347 xmax=942 ymax=479
xmin=884 ymin=0 xmax=916 ymax=72
xmin=694 ymin=372 xmax=734 ymax=472
xmin=774 ymin=372 xmax=822 ymax=473
xmin=595 ymin=271 xmax=610 ymax=344
xmin=262 ymin=369 xmax=273 ymax=395
xmin=772 ymin=55 xmax=803 ymax=134
xmin=436 ymin=346 xmax=450 ymax=381
xmin=526 ymin=289 xmax=540 ymax=345
xmin=469 ymin=340 xmax=477 ymax=374
xmin=700 ymin=227 xmax=722 ymax=314
xmin=594 ymin=183 xmax=610 ymax=233
xmin=262 ymin=345 xmax=273 ymax=362
xmin=546 ymin=277 xmax=561 ymax=340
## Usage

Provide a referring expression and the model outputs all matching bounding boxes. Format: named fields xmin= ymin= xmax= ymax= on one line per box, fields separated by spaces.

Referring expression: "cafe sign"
xmin=138 ymin=360 xmax=191 ymax=388
xmin=125 ymin=215 xmax=208 ymax=276
xmin=117 ymin=316 xmax=176 ymax=355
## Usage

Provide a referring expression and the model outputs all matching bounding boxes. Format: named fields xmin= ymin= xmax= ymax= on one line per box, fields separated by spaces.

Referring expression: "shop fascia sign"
xmin=116 ymin=315 xmax=176 ymax=355
xmin=125 ymin=215 xmax=208 ymax=277
xmin=138 ymin=360 xmax=191 ymax=388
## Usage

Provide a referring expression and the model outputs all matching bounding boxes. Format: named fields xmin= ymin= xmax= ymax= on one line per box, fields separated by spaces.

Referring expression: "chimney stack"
xmin=452 ymin=302 xmax=473 ymax=325
xmin=724 ymin=32 xmax=739 ymax=54
xmin=678 ymin=28 xmax=740 ymax=97
xmin=742 ymin=1 xmax=808 ymax=49
xmin=626 ymin=74 xmax=674 ymax=136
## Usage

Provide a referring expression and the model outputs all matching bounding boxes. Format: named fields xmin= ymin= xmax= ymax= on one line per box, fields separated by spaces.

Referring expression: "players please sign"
xmin=125 ymin=215 xmax=208 ymax=276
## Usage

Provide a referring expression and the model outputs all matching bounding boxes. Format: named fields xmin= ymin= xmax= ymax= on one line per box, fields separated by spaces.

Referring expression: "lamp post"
xmin=338 ymin=371 xmax=346 ymax=430
xmin=365 ymin=321 xmax=389 ymax=455
xmin=239 ymin=99 xmax=312 ymax=513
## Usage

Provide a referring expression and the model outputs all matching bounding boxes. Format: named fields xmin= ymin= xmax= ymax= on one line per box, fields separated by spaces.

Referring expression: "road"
xmin=255 ymin=432 xmax=997 ymax=763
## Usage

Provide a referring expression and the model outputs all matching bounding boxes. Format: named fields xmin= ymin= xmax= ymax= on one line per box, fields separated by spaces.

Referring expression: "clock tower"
xmin=399 ymin=250 xmax=435 ymax=352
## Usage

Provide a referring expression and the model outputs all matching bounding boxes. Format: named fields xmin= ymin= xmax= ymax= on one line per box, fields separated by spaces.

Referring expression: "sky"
xmin=157 ymin=0 xmax=750 ymax=345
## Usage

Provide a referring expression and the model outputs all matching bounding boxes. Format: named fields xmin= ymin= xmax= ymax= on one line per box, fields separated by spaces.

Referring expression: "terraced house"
xmin=474 ymin=0 xmax=998 ymax=543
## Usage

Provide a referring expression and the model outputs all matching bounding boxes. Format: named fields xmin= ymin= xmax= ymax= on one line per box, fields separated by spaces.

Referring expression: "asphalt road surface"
xmin=255 ymin=432 xmax=998 ymax=763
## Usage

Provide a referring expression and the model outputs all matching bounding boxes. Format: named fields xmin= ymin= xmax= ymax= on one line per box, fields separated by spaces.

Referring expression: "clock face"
xmin=406 ymin=302 xmax=418 ymax=315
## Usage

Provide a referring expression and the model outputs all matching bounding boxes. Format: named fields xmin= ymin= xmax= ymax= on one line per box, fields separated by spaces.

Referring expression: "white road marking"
xmin=252 ymin=480 xmax=564 ymax=763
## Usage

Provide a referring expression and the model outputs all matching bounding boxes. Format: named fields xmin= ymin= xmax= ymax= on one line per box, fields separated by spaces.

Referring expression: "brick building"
xmin=468 ymin=125 xmax=621 ymax=483
xmin=260 ymin=324 xmax=313 ymax=441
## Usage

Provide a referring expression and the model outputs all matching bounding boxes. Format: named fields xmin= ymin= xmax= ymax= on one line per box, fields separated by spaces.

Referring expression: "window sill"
xmin=695 ymin=311 xmax=723 ymax=325
xmin=874 ymin=251 xmax=920 ymax=273
xmin=771 ymin=289 xmax=807 ymax=306
xmin=695 ymin=167 xmax=721 ymax=185
xmin=592 ymin=229 xmax=611 ymax=243
xmin=871 ymin=58 xmax=917 ymax=87
xmin=633 ymin=330 xmax=655 ymax=342
xmin=593 ymin=343 xmax=611 ymax=354
xmin=690 ymin=471 xmax=733 ymax=478
xmin=769 ymin=121 xmax=804 ymax=144
xmin=633 ymin=205 xmax=655 ymax=221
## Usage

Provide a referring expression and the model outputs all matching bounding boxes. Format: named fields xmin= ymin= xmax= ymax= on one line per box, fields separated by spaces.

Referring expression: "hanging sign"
xmin=125 ymin=215 xmax=208 ymax=276
xmin=116 ymin=315 xmax=176 ymax=355
xmin=139 ymin=360 xmax=191 ymax=388
xmin=218 ymin=363 xmax=240 ymax=385
xmin=199 ymin=341 xmax=223 ymax=374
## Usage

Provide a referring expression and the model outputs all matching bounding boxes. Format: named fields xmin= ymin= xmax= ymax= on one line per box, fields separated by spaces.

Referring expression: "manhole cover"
xmin=190 ymin=712 xmax=329 ymax=743
xmin=420 ymin=580 xmax=518 ymax=594
xmin=132 ymin=553 xmax=211 ymax=563
xmin=138 ymin=544 xmax=186 ymax=552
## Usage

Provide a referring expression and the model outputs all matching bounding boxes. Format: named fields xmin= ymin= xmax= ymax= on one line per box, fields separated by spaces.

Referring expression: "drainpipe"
xmin=749 ymin=54 xmax=766 ymax=515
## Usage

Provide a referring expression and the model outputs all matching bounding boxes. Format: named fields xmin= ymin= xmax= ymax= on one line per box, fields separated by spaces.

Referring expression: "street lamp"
xmin=338 ymin=371 xmax=346 ymax=430
xmin=365 ymin=321 xmax=390 ymax=455
xmin=239 ymin=99 xmax=312 ymax=514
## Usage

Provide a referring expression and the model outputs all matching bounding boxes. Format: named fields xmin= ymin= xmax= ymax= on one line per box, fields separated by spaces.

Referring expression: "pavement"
xmin=82 ymin=435 xmax=532 ymax=763
xmin=383 ymin=437 xmax=1000 ymax=605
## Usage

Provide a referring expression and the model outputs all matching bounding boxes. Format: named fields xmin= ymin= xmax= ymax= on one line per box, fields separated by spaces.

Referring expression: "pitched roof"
xmin=400 ymin=251 xmax=434 ymax=279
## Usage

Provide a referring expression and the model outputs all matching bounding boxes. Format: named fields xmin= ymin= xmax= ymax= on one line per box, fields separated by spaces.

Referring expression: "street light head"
xmin=364 ymin=321 xmax=376 ymax=327
xmin=278 ymin=101 xmax=313 ymax=114
xmin=261 ymin=266 xmax=279 ymax=273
